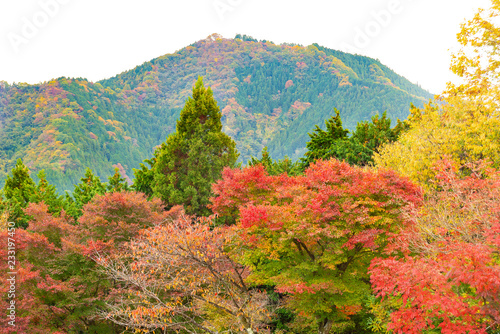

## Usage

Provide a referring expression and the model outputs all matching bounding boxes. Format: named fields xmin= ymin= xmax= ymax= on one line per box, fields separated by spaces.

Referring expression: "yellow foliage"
xmin=375 ymin=99 xmax=500 ymax=187
xmin=375 ymin=0 xmax=500 ymax=188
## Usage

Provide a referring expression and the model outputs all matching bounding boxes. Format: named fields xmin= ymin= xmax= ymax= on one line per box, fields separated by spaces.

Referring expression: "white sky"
xmin=0 ymin=0 xmax=491 ymax=94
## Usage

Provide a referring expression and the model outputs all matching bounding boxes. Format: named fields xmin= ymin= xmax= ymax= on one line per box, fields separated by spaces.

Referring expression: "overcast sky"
xmin=0 ymin=0 xmax=491 ymax=94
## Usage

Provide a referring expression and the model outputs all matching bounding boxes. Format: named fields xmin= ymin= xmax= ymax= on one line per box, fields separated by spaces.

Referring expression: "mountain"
xmin=0 ymin=33 xmax=433 ymax=193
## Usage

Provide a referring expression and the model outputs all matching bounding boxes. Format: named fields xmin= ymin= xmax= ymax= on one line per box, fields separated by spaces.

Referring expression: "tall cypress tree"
xmin=152 ymin=77 xmax=238 ymax=216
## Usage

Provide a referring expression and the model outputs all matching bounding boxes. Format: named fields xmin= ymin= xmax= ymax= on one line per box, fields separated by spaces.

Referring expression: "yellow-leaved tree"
xmin=375 ymin=0 xmax=500 ymax=187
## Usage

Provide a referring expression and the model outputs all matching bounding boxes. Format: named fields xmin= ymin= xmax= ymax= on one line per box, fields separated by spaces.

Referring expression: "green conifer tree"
xmin=65 ymin=168 xmax=106 ymax=219
xmin=32 ymin=170 xmax=64 ymax=215
xmin=152 ymin=77 xmax=238 ymax=216
xmin=249 ymin=147 xmax=301 ymax=176
xmin=132 ymin=156 xmax=156 ymax=197
xmin=0 ymin=159 xmax=37 ymax=227
xmin=107 ymin=167 xmax=130 ymax=193
xmin=301 ymin=110 xmax=409 ymax=168
xmin=300 ymin=109 xmax=349 ymax=168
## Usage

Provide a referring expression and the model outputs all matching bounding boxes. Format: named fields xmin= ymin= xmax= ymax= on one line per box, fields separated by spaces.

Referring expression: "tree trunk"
xmin=318 ymin=318 xmax=334 ymax=334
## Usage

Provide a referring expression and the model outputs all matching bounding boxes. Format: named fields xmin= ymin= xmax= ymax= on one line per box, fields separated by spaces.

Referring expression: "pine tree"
xmin=0 ymin=159 xmax=36 ymax=227
xmin=152 ymin=77 xmax=238 ymax=216
xmin=352 ymin=111 xmax=405 ymax=152
xmin=107 ymin=167 xmax=130 ymax=193
xmin=249 ymin=147 xmax=301 ymax=176
xmin=300 ymin=109 xmax=349 ymax=168
xmin=301 ymin=110 xmax=408 ymax=168
xmin=32 ymin=170 xmax=64 ymax=215
xmin=66 ymin=168 xmax=106 ymax=219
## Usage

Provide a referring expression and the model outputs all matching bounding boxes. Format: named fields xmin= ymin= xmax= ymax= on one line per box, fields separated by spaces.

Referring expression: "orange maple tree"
xmin=95 ymin=210 xmax=270 ymax=334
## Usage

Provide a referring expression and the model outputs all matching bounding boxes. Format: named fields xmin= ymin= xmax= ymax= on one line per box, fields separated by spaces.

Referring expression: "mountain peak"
xmin=0 ymin=36 xmax=431 ymax=192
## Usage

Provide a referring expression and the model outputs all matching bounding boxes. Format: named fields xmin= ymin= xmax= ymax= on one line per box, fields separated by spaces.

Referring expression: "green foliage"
xmin=301 ymin=109 xmax=349 ymax=167
xmin=352 ymin=111 xmax=408 ymax=152
xmin=0 ymin=159 xmax=37 ymax=227
xmin=152 ymin=77 xmax=238 ymax=216
xmin=132 ymin=156 xmax=156 ymax=197
xmin=249 ymin=147 xmax=302 ymax=176
xmin=301 ymin=110 xmax=408 ymax=168
xmin=106 ymin=167 xmax=130 ymax=192
xmin=234 ymin=33 xmax=259 ymax=42
xmin=31 ymin=170 xmax=65 ymax=215
xmin=66 ymin=168 xmax=106 ymax=219
xmin=0 ymin=37 xmax=430 ymax=193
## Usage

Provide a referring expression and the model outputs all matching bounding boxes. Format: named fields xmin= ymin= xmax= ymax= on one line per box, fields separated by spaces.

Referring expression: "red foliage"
xmin=0 ymin=229 xmax=62 ymax=333
xmin=211 ymin=159 xmax=422 ymax=328
xmin=25 ymin=202 xmax=77 ymax=248
xmin=9 ymin=193 xmax=168 ymax=332
xmin=370 ymin=160 xmax=500 ymax=333
xmin=78 ymin=191 xmax=167 ymax=243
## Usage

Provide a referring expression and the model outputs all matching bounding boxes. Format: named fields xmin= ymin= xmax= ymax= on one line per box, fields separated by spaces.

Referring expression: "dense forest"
xmin=2 ymin=1 xmax=500 ymax=333
xmin=0 ymin=34 xmax=431 ymax=193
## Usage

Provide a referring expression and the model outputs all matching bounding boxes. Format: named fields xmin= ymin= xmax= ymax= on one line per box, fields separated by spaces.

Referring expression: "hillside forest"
xmin=0 ymin=31 xmax=431 ymax=193
xmin=1 ymin=1 xmax=500 ymax=334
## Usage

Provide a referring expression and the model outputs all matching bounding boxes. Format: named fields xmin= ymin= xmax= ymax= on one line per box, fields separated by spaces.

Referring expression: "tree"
xmin=0 ymin=159 xmax=36 ymax=227
xmin=302 ymin=110 xmax=406 ymax=169
xmin=447 ymin=0 xmax=500 ymax=111
xmin=10 ymin=191 xmax=167 ymax=332
xmin=0 ymin=226 xmax=63 ymax=333
xmin=106 ymin=167 xmax=130 ymax=193
xmin=301 ymin=109 xmax=349 ymax=168
xmin=20 ymin=201 xmax=125 ymax=333
xmin=78 ymin=191 xmax=166 ymax=243
xmin=369 ymin=159 xmax=500 ymax=333
xmin=210 ymin=159 xmax=421 ymax=334
xmin=31 ymin=170 xmax=65 ymax=216
xmin=0 ymin=201 xmax=118 ymax=333
xmin=65 ymin=168 xmax=106 ymax=219
xmin=375 ymin=1 xmax=500 ymax=187
xmin=374 ymin=99 xmax=500 ymax=188
xmin=249 ymin=147 xmax=302 ymax=176
xmin=132 ymin=156 xmax=156 ymax=197
xmin=95 ymin=213 xmax=270 ymax=333
xmin=152 ymin=77 xmax=238 ymax=216
xmin=351 ymin=111 xmax=407 ymax=154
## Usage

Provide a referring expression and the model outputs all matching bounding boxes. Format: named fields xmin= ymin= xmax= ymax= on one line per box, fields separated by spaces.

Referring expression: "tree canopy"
xmin=151 ymin=77 xmax=238 ymax=216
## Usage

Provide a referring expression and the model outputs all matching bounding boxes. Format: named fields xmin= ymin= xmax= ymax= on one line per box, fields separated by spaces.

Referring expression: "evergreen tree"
xmin=32 ymin=170 xmax=64 ymax=215
xmin=152 ymin=77 xmax=238 ymax=216
xmin=0 ymin=159 xmax=36 ymax=227
xmin=249 ymin=147 xmax=302 ymax=176
xmin=132 ymin=156 xmax=156 ymax=197
xmin=352 ymin=111 xmax=406 ymax=152
xmin=301 ymin=110 xmax=409 ymax=168
xmin=300 ymin=109 xmax=349 ymax=168
xmin=66 ymin=168 xmax=106 ymax=219
xmin=107 ymin=167 xmax=130 ymax=193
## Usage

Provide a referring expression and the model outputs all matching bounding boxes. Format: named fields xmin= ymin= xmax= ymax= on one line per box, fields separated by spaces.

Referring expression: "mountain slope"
xmin=0 ymin=34 xmax=432 ymax=192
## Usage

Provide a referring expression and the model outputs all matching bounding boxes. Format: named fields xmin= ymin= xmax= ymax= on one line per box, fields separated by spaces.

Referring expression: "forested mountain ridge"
xmin=0 ymin=34 xmax=432 ymax=192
